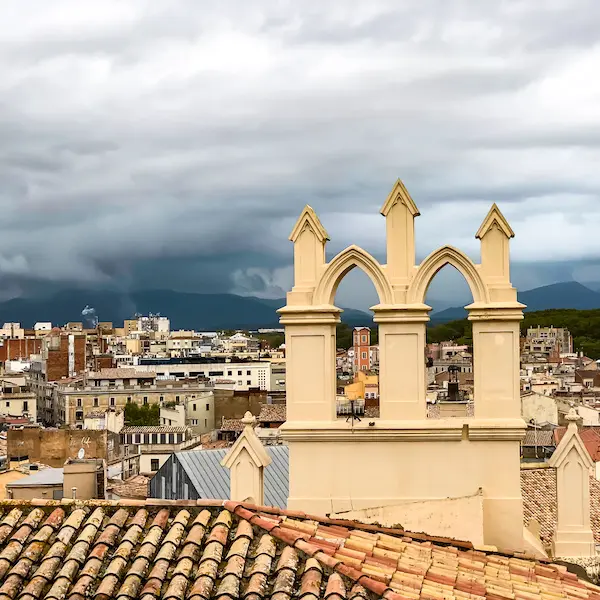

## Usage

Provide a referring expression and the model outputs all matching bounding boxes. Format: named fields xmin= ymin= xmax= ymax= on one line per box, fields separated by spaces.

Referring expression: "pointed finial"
xmin=566 ymin=406 xmax=579 ymax=423
xmin=242 ymin=411 xmax=257 ymax=427
xmin=380 ymin=179 xmax=420 ymax=217
xmin=476 ymin=203 xmax=515 ymax=239
xmin=289 ymin=205 xmax=329 ymax=242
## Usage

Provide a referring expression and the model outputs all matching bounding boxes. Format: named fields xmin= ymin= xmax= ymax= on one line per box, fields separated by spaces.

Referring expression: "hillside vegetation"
xmin=427 ymin=309 xmax=600 ymax=359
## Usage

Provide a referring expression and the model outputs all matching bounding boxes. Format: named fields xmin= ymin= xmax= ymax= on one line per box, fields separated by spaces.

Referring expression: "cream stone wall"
xmin=279 ymin=180 xmax=526 ymax=550
xmin=331 ymin=491 xmax=485 ymax=547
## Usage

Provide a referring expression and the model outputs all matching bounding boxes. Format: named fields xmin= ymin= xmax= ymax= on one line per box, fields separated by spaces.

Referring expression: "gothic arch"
xmin=313 ymin=245 xmax=393 ymax=306
xmin=408 ymin=245 xmax=489 ymax=305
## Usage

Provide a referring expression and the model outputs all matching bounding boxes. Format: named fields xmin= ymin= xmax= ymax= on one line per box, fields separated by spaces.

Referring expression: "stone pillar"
xmin=221 ymin=412 xmax=272 ymax=505
xmin=550 ymin=408 xmax=595 ymax=557
xmin=374 ymin=307 xmax=429 ymax=420
xmin=469 ymin=306 xmax=523 ymax=420
xmin=277 ymin=307 xmax=339 ymax=422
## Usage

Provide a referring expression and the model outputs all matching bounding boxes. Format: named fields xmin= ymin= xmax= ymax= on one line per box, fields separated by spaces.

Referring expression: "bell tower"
xmin=279 ymin=180 xmax=526 ymax=549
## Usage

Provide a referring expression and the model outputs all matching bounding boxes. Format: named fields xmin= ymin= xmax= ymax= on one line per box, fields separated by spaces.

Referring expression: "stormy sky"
xmin=1 ymin=1 xmax=600 ymax=310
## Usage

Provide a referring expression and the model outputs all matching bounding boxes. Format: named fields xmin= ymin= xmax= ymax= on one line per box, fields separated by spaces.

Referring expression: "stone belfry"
xmin=279 ymin=180 xmax=526 ymax=549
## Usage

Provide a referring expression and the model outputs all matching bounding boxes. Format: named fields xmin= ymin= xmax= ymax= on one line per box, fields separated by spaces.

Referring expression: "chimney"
xmin=63 ymin=458 xmax=106 ymax=500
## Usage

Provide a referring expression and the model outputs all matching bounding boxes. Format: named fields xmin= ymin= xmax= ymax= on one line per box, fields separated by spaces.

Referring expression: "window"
xmin=77 ymin=398 xmax=82 ymax=407
xmin=362 ymin=352 xmax=367 ymax=359
xmin=238 ymin=370 xmax=242 ymax=376
xmin=193 ymin=404 xmax=197 ymax=411
xmin=169 ymin=434 xmax=175 ymax=444
xmin=362 ymin=335 xmax=367 ymax=343
xmin=93 ymin=398 xmax=99 ymax=407
xmin=127 ymin=396 xmax=131 ymax=402
xmin=135 ymin=434 xmax=141 ymax=444
xmin=238 ymin=381 xmax=243 ymax=386
xmin=176 ymin=395 xmax=180 ymax=401
xmin=228 ymin=371 xmax=232 ymax=376
xmin=247 ymin=370 xmax=251 ymax=376
xmin=151 ymin=459 xmax=159 ymax=471
xmin=110 ymin=397 xmax=115 ymax=406
xmin=23 ymin=401 xmax=28 ymax=412
xmin=160 ymin=433 xmax=166 ymax=444
xmin=76 ymin=410 xmax=83 ymax=421
xmin=152 ymin=434 xmax=158 ymax=444
xmin=160 ymin=396 xmax=164 ymax=402
xmin=247 ymin=380 xmax=251 ymax=386
xmin=143 ymin=397 xmax=148 ymax=405
xmin=209 ymin=371 xmax=224 ymax=376
xmin=206 ymin=403 xmax=210 ymax=411
xmin=205 ymin=419 xmax=208 ymax=427
xmin=191 ymin=419 xmax=198 ymax=425
xmin=5 ymin=401 xmax=8 ymax=408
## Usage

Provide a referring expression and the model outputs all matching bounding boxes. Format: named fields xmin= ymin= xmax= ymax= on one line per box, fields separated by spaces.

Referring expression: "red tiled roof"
xmin=258 ymin=404 xmax=286 ymax=423
xmin=554 ymin=427 xmax=600 ymax=461
xmin=0 ymin=499 xmax=596 ymax=600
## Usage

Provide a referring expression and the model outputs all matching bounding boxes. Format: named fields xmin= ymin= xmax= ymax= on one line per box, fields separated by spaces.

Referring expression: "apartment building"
xmin=524 ymin=326 xmax=573 ymax=356
xmin=44 ymin=368 xmax=213 ymax=427
xmin=159 ymin=391 xmax=215 ymax=434
xmin=135 ymin=357 xmax=271 ymax=391
xmin=120 ymin=425 xmax=201 ymax=473
xmin=0 ymin=374 xmax=36 ymax=423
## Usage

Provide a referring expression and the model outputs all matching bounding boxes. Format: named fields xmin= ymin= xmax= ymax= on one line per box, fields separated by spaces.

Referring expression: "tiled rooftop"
xmin=0 ymin=499 xmax=596 ymax=600
xmin=521 ymin=468 xmax=600 ymax=545
xmin=121 ymin=426 xmax=188 ymax=434
xmin=258 ymin=405 xmax=286 ymax=423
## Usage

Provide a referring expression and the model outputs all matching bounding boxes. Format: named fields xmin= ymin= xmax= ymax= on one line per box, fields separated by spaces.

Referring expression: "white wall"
xmin=140 ymin=453 xmax=170 ymax=474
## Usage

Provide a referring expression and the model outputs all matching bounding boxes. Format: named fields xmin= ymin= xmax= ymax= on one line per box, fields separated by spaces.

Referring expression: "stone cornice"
xmin=280 ymin=418 xmax=526 ymax=443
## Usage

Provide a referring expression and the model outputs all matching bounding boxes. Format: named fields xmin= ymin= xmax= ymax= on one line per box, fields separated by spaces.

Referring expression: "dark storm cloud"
xmin=1 ymin=0 xmax=600 ymax=309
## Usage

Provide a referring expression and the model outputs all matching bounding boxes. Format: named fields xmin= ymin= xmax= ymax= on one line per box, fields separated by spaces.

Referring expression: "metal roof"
xmin=173 ymin=445 xmax=289 ymax=508
xmin=7 ymin=468 xmax=63 ymax=488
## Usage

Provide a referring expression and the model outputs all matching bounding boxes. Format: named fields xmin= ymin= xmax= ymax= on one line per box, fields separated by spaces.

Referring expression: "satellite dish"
xmin=78 ymin=447 xmax=85 ymax=460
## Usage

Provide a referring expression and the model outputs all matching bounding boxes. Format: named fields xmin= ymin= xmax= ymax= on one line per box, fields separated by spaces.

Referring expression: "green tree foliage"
xmin=124 ymin=401 xmax=160 ymax=426
xmin=258 ymin=332 xmax=285 ymax=349
xmin=426 ymin=309 xmax=600 ymax=359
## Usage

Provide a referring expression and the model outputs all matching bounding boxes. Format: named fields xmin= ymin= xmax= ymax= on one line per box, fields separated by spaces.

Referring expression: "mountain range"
xmin=430 ymin=281 xmax=600 ymax=323
xmin=0 ymin=281 xmax=599 ymax=330
xmin=0 ymin=289 xmax=371 ymax=331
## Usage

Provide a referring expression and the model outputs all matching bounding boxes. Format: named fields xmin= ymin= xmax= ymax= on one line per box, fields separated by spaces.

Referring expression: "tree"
xmin=124 ymin=402 xmax=159 ymax=426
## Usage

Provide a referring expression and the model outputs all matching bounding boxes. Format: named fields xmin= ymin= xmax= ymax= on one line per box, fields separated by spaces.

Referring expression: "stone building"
xmin=42 ymin=369 xmax=213 ymax=427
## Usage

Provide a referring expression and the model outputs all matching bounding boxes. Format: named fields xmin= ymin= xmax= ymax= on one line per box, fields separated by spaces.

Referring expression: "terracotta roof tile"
xmin=0 ymin=498 xmax=594 ymax=600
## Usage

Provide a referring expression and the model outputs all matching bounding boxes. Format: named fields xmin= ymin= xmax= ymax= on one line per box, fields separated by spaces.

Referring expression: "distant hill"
xmin=0 ymin=289 xmax=372 ymax=331
xmin=430 ymin=281 xmax=600 ymax=323
xmin=428 ymin=307 xmax=600 ymax=360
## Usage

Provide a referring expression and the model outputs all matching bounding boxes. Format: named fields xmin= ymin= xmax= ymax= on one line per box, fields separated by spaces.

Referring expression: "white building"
xmin=83 ymin=408 xmax=125 ymax=433
xmin=0 ymin=374 xmax=37 ymax=422
xmin=134 ymin=359 xmax=271 ymax=391
xmin=0 ymin=323 xmax=24 ymax=339
xmin=120 ymin=426 xmax=201 ymax=473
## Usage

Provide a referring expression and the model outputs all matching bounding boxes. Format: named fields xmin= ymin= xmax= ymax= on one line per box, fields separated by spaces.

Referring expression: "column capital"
xmin=371 ymin=303 xmax=431 ymax=324
xmin=466 ymin=302 xmax=526 ymax=322
xmin=278 ymin=304 xmax=342 ymax=325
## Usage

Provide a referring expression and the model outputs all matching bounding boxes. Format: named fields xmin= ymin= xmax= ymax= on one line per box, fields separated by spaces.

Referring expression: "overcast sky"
xmin=1 ymin=0 xmax=600 ymax=310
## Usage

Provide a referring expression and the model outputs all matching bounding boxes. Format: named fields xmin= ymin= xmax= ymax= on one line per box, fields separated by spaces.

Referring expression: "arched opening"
xmin=333 ymin=268 xmax=380 ymax=420
xmin=425 ymin=264 xmax=475 ymax=419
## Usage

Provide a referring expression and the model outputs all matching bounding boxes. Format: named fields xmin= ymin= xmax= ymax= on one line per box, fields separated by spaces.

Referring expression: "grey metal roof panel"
xmin=8 ymin=467 xmax=64 ymax=488
xmin=172 ymin=445 xmax=289 ymax=508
